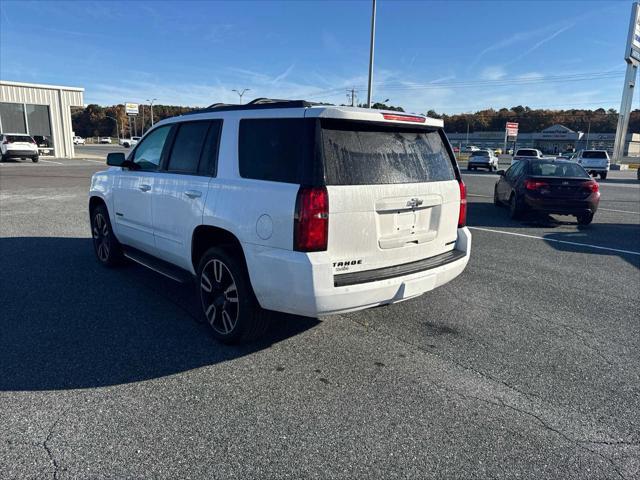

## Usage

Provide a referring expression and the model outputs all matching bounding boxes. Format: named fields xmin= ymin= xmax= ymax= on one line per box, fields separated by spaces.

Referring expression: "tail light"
xmin=524 ymin=179 xmax=549 ymax=190
xmin=382 ymin=113 xmax=426 ymax=123
xmin=458 ymin=180 xmax=467 ymax=228
xmin=294 ymin=186 xmax=328 ymax=252
xmin=582 ymin=180 xmax=599 ymax=193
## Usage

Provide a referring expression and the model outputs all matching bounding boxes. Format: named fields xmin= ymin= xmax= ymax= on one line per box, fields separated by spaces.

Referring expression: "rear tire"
xmin=32 ymin=156 xmax=39 ymax=163
xmin=600 ymin=172 xmax=607 ymax=180
xmin=91 ymin=204 xmax=124 ymax=267
xmin=509 ymin=193 xmax=524 ymax=219
xmin=197 ymin=247 xmax=270 ymax=344
xmin=577 ymin=213 xmax=594 ymax=225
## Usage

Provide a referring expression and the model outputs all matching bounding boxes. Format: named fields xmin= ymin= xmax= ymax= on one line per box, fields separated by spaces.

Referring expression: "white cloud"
xmin=480 ymin=66 xmax=506 ymax=81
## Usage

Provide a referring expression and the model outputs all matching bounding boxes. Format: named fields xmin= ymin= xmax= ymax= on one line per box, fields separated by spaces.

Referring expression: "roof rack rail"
xmin=182 ymin=98 xmax=316 ymax=116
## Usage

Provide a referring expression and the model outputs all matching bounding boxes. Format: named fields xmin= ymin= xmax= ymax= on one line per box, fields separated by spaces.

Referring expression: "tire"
xmin=600 ymin=172 xmax=607 ymax=180
xmin=577 ymin=213 xmax=594 ymax=225
xmin=90 ymin=204 xmax=124 ymax=267
xmin=32 ymin=156 xmax=39 ymax=163
xmin=467 ymin=165 xmax=472 ymax=171
xmin=0 ymin=154 xmax=5 ymax=162
xmin=509 ymin=193 xmax=524 ymax=219
xmin=123 ymin=142 xmax=130 ymax=148
xmin=197 ymin=247 xmax=270 ymax=344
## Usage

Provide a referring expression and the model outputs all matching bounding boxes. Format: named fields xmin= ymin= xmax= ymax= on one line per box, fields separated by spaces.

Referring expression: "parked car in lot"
xmin=0 ymin=133 xmax=39 ymax=162
xmin=89 ymin=99 xmax=471 ymax=343
xmin=73 ymin=136 xmax=86 ymax=145
xmin=511 ymin=148 xmax=543 ymax=165
xmin=464 ymin=145 xmax=480 ymax=153
xmin=99 ymin=137 xmax=112 ymax=144
xmin=556 ymin=151 xmax=576 ymax=160
xmin=467 ymin=149 xmax=499 ymax=171
xmin=119 ymin=136 xmax=141 ymax=148
xmin=575 ymin=149 xmax=610 ymax=179
xmin=494 ymin=158 xmax=599 ymax=225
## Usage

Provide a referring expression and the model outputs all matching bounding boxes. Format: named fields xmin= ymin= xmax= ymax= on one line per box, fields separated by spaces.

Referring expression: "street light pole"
xmin=146 ymin=98 xmax=157 ymax=126
xmin=232 ymin=88 xmax=250 ymax=104
xmin=106 ymin=115 xmax=120 ymax=143
xmin=141 ymin=106 xmax=145 ymax=135
xmin=366 ymin=0 xmax=377 ymax=108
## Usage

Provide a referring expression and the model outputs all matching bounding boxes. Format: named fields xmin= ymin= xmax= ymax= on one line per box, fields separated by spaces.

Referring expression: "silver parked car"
xmin=467 ymin=149 xmax=499 ymax=171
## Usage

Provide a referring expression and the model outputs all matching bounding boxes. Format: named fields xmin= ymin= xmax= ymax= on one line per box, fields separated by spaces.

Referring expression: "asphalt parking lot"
xmin=1 ymin=156 xmax=639 ymax=479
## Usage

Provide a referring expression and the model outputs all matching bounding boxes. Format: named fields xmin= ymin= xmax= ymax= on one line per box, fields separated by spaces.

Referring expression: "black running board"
xmin=123 ymin=247 xmax=194 ymax=283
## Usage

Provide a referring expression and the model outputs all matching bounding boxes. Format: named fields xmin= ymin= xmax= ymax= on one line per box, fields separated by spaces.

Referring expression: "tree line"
xmin=72 ymin=103 xmax=638 ymax=138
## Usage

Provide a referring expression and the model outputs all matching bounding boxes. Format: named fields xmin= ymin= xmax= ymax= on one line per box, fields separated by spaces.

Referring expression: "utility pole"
xmin=466 ymin=122 xmax=470 ymax=147
xmin=585 ymin=121 xmax=591 ymax=149
xmin=347 ymin=88 xmax=357 ymax=107
xmin=366 ymin=0 xmax=376 ymax=108
xmin=232 ymin=88 xmax=250 ymax=104
xmin=141 ymin=105 xmax=145 ymax=135
xmin=146 ymin=98 xmax=157 ymax=126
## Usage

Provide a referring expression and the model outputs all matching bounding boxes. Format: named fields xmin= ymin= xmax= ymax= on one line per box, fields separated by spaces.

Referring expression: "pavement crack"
xmin=42 ymin=406 xmax=71 ymax=480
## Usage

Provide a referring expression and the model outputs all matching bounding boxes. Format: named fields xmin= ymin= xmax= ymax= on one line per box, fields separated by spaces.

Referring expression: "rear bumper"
xmin=524 ymin=194 xmax=599 ymax=215
xmin=3 ymin=149 xmax=38 ymax=157
xmin=244 ymin=227 xmax=471 ymax=317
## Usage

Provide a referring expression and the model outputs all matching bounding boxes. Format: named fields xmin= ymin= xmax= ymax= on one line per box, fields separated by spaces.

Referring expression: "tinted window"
xmin=582 ymin=151 xmax=608 ymax=159
xmin=516 ymin=149 xmax=538 ymax=157
xmin=239 ymin=118 xmax=312 ymax=184
xmin=132 ymin=126 xmax=171 ymax=171
xmin=167 ymin=121 xmax=210 ymax=173
xmin=321 ymin=120 xmax=455 ymax=185
xmin=471 ymin=150 xmax=489 ymax=156
xmin=6 ymin=135 xmax=34 ymax=143
xmin=198 ymin=121 xmax=222 ymax=176
xmin=529 ymin=161 xmax=589 ymax=178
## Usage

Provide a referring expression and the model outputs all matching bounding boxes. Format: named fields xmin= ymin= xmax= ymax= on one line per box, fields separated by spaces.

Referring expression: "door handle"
xmin=139 ymin=184 xmax=151 ymax=192
xmin=184 ymin=190 xmax=202 ymax=199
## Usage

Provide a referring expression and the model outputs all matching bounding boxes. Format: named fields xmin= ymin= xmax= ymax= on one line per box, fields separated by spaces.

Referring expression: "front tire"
xmin=197 ymin=247 xmax=269 ymax=344
xmin=32 ymin=156 xmax=39 ymax=163
xmin=91 ymin=205 xmax=124 ymax=267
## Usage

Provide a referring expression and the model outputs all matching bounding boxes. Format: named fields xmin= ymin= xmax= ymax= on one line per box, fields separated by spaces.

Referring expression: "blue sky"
xmin=0 ymin=0 xmax=633 ymax=113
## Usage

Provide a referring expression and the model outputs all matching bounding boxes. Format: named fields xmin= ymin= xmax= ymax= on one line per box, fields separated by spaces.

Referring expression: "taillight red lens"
xmin=524 ymin=179 xmax=549 ymax=190
xmin=294 ymin=186 xmax=328 ymax=252
xmin=582 ymin=180 xmax=599 ymax=193
xmin=382 ymin=113 xmax=426 ymax=123
xmin=458 ymin=180 xmax=467 ymax=228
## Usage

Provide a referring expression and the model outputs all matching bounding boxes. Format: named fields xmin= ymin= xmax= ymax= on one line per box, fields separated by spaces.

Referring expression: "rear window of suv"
xmin=320 ymin=119 xmax=455 ymax=185
xmin=5 ymin=135 xmax=34 ymax=143
xmin=581 ymin=151 xmax=608 ymax=159
xmin=238 ymin=118 xmax=456 ymax=186
xmin=516 ymin=149 xmax=538 ymax=157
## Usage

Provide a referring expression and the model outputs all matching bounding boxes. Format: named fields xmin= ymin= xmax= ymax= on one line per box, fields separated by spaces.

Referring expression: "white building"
xmin=0 ymin=80 xmax=84 ymax=158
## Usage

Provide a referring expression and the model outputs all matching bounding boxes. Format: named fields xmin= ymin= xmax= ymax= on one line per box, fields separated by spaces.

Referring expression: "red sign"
xmin=505 ymin=122 xmax=519 ymax=137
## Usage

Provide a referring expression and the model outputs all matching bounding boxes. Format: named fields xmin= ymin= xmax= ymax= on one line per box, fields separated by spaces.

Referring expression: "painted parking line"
xmin=468 ymin=226 xmax=640 ymax=256
xmin=38 ymin=159 xmax=64 ymax=165
xmin=599 ymin=207 xmax=640 ymax=215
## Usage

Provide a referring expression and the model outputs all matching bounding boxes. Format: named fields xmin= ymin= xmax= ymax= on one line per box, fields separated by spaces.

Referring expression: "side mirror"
xmin=106 ymin=152 xmax=126 ymax=167
xmin=496 ymin=170 xmax=505 ymax=176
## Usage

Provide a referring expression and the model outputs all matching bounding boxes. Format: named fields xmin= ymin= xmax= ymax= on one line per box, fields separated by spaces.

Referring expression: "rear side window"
xmin=320 ymin=120 xmax=455 ymax=185
xmin=239 ymin=118 xmax=312 ymax=184
xmin=167 ymin=121 xmax=211 ymax=173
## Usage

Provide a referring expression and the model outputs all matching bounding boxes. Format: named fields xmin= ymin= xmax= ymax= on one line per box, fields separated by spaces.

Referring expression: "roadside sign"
xmin=125 ymin=102 xmax=139 ymax=116
xmin=626 ymin=2 xmax=640 ymax=64
xmin=505 ymin=122 xmax=519 ymax=137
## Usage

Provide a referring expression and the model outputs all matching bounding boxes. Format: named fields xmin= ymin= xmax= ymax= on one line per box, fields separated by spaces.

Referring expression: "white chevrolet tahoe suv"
xmin=89 ymin=99 xmax=471 ymax=343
